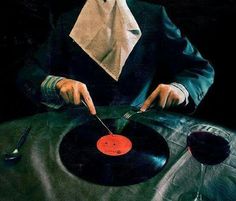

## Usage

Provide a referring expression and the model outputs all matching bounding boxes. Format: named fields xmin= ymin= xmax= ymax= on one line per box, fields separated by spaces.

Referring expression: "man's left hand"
xmin=140 ymin=84 xmax=186 ymax=111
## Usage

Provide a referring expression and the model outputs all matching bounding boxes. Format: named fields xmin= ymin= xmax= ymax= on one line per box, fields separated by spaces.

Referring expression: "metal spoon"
xmin=4 ymin=125 xmax=31 ymax=163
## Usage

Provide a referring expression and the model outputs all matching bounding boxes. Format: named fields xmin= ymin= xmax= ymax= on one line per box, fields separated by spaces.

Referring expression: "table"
xmin=0 ymin=106 xmax=235 ymax=201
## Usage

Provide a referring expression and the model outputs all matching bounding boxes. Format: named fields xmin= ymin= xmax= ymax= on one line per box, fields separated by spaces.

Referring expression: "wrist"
xmin=56 ymin=78 xmax=67 ymax=90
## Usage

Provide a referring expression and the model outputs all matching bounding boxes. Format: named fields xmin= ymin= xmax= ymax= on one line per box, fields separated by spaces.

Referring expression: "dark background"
xmin=0 ymin=0 xmax=235 ymax=128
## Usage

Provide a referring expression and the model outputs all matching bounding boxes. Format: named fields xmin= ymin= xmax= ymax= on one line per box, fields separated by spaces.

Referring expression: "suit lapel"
xmin=126 ymin=0 xmax=147 ymax=32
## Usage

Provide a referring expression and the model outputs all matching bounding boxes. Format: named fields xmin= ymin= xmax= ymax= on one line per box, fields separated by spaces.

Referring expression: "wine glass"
xmin=182 ymin=124 xmax=231 ymax=201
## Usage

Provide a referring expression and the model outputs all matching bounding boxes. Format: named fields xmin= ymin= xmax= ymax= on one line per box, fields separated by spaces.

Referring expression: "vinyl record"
xmin=59 ymin=119 xmax=169 ymax=186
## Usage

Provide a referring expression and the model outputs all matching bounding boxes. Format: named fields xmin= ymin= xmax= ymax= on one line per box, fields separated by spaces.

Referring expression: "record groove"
xmin=59 ymin=119 xmax=169 ymax=186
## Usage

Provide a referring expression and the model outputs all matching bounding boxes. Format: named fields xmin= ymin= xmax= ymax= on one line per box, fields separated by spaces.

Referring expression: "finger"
xmin=172 ymin=93 xmax=182 ymax=106
xmin=165 ymin=91 xmax=174 ymax=108
xmin=67 ymin=90 xmax=74 ymax=104
xmin=165 ymin=91 xmax=181 ymax=108
xmin=80 ymin=86 xmax=96 ymax=115
xmin=140 ymin=87 xmax=161 ymax=111
xmin=158 ymin=87 xmax=171 ymax=109
xmin=168 ymin=88 xmax=183 ymax=107
xmin=171 ymin=98 xmax=179 ymax=107
xmin=60 ymin=87 xmax=70 ymax=103
xmin=72 ymin=85 xmax=81 ymax=105
xmin=170 ymin=85 xmax=185 ymax=105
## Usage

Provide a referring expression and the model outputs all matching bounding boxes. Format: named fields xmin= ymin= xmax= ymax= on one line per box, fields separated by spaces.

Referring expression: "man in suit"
xmin=17 ymin=0 xmax=214 ymax=115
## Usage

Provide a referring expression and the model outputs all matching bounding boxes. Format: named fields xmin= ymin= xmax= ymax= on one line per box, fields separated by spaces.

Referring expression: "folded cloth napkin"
xmin=69 ymin=0 xmax=142 ymax=81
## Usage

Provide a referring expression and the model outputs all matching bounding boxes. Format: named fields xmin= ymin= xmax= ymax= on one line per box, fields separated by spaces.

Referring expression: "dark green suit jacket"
xmin=17 ymin=0 xmax=214 ymax=111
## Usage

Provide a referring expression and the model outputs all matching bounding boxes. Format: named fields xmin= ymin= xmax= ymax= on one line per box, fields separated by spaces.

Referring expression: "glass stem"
xmin=194 ymin=164 xmax=207 ymax=201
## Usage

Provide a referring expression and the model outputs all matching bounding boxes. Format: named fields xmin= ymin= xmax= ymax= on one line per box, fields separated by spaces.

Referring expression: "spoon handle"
xmin=16 ymin=126 xmax=31 ymax=150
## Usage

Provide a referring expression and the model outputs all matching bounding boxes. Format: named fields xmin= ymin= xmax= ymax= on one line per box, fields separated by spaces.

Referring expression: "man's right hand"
xmin=56 ymin=78 xmax=96 ymax=115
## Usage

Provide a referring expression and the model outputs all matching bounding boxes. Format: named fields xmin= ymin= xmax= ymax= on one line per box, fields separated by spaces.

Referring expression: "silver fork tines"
xmin=123 ymin=109 xmax=143 ymax=120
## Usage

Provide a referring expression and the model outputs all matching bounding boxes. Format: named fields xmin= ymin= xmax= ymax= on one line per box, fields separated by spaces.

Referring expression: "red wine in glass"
xmin=187 ymin=131 xmax=230 ymax=165
xmin=182 ymin=125 xmax=231 ymax=201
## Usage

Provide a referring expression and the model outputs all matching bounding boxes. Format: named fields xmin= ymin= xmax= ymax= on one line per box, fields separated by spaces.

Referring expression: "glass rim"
xmin=187 ymin=123 xmax=231 ymax=141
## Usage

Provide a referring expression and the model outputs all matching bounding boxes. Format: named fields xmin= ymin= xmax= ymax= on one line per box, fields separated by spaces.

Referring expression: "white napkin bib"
xmin=69 ymin=0 xmax=142 ymax=81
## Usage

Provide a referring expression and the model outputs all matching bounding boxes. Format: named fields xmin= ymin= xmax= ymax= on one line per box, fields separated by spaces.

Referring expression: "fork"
xmin=123 ymin=108 xmax=143 ymax=120
xmin=115 ymin=106 xmax=149 ymax=134
xmin=122 ymin=103 xmax=156 ymax=120
xmin=122 ymin=103 xmax=152 ymax=120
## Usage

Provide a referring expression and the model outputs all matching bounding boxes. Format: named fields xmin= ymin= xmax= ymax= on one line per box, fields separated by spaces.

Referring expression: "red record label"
xmin=96 ymin=134 xmax=132 ymax=156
